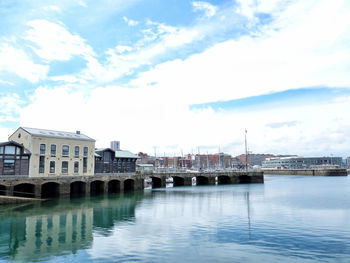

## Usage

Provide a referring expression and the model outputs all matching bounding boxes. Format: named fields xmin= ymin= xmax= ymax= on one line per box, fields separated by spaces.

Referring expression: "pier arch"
xmin=41 ymin=182 xmax=60 ymax=198
xmin=196 ymin=176 xmax=209 ymax=185
xmin=13 ymin=183 xmax=35 ymax=197
xmin=70 ymin=181 xmax=86 ymax=197
xmin=90 ymin=180 xmax=105 ymax=195
xmin=173 ymin=176 xmax=184 ymax=187
xmin=0 ymin=185 xmax=6 ymax=195
xmin=218 ymin=175 xmax=231 ymax=185
xmin=124 ymin=179 xmax=134 ymax=191
xmin=239 ymin=175 xmax=251 ymax=184
xmin=108 ymin=180 xmax=120 ymax=193
xmin=151 ymin=177 xmax=162 ymax=188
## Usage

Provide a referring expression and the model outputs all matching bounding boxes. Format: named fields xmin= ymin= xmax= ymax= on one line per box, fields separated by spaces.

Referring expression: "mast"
xmin=245 ymin=129 xmax=248 ymax=172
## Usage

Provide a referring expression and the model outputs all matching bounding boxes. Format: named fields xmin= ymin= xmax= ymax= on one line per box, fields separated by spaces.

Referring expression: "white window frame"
xmin=74 ymin=161 xmax=79 ymax=174
xmin=40 ymin=143 xmax=46 ymax=155
xmin=50 ymin=144 xmax=57 ymax=157
xmin=83 ymin=146 xmax=88 ymax=157
xmin=62 ymin=145 xmax=70 ymax=157
xmin=49 ymin=160 xmax=56 ymax=174
xmin=61 ymin=161 xmax=69 ymax=174
xmin=74 ymin=145 xmax=80 ymax=158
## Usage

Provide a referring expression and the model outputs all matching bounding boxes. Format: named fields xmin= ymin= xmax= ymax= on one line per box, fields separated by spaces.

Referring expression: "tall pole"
xmin=245 ymin=129 xmax=248 ymax=172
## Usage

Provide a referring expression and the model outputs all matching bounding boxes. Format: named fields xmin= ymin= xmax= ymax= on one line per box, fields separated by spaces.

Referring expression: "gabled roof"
xmin=115 ymin=150 xmax=139 ymax=159
xmin=95 ymin=148 xmax=139 ymax=159
xmin=16 ymin=127 xmax=95 ymax=142
xmin=0 ymin=140 xmax=31 ymax=154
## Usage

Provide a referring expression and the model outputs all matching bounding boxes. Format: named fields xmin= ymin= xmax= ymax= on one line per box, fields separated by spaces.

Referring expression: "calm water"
xmin=0 ymin=175 xmax=349 ymax=262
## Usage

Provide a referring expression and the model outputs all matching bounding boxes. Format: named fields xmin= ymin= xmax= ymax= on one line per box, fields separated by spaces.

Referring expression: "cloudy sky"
xmin=1 ymin=0 xmax=350 ymax=157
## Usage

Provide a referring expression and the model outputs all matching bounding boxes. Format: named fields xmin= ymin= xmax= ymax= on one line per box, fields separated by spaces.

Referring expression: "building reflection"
xmin=0 ymin=192 xmax=144 ymax=261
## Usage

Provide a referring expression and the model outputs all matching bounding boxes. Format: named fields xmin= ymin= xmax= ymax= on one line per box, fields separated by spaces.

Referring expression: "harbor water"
xmin=0 ymin=174 xmax=349 ymax=262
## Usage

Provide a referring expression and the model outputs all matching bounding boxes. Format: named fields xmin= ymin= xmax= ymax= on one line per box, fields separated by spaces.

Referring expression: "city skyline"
xmin=1 ymin=0 xmax=350 ymax=157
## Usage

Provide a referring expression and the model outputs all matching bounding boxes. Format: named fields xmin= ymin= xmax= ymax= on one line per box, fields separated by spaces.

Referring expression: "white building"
xmin=9 ymin=127 xmax=95 ymax=177
xmin=110 ymin=141 xmax=120 ymax=151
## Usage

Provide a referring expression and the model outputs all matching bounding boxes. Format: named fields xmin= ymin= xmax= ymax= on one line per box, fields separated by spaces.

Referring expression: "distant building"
xmin=110 ymin=141 xmax=120 ymax=151
xmin=95 ymin=148 xmax=138 ymax=173
xmin=9 ymin=127 xmax=95 ymax=177
xmin=346 ymin=157 xmax=350 ymax=168
xmin=262 ymin=156 xmax=343 ymax=169
xmin=136 ymin=163 xmax=154 ymax=173
xmin=236 ymin=153 xmax=275 ymax=166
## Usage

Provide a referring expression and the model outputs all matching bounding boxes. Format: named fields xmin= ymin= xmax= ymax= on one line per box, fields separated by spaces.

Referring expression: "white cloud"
xmin=192 ymin=1 xmax=217 ymax=18
xmin=17 ymin=85 xmax=350 ymax=157
xmin=123 ymin=16 xmax=139 ymax=26
xmin=115 ymin=45 xmax=133 ymax=54
xmin=0 ymin=93 xmax=25 ymax=122
xmin=24 ymin=20 xmax=95 ymax=62
xmin=78 ymin=1 xmax=88 ymax=8
xmin=131 ymin=0 xmax=350 ymax=104
xmin=7 ymin=0 xmax=350 ymax=157
xmin=43 ymin=5 xmax=61 ymax=12
xmin=0 ymin=43 xmax=48 ymax=83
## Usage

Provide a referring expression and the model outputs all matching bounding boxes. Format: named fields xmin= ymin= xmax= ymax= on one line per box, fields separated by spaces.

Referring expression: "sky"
xmin=0 ymin=0 xmax=350 ymax=158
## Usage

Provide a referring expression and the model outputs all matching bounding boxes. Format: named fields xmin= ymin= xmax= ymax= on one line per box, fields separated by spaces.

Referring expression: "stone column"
xmin=34 ymin=184 xmax=42 ymax=198
xmin=208 ymin=176 xmax=216 ymax=185
xmin=59 ymin=182 xmax=71 ymax=196
xmin=85 ymin=182 xmax=91 ymax=196
xmin=6 ymin=185 xmax=14 ymax=196
xmin=183 ymin=177 xmax=192 ymax=186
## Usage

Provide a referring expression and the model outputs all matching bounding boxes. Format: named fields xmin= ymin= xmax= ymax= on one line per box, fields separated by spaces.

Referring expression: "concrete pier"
xmin=0 ymin=171 xmax=263 ymax=203
xmin=148 ymin=171 xmax=264 ymax=188
xmin=263 ymin=168 xmax=348 ymax=176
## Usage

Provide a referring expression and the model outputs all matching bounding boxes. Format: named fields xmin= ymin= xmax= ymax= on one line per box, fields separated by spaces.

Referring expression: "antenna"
xmin=245 ymin=129 xmax=248 ymax=172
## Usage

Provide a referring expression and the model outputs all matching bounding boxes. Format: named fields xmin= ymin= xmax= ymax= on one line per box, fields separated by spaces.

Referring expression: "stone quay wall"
xmin=263 ymin=169 xmax=348 ymax=176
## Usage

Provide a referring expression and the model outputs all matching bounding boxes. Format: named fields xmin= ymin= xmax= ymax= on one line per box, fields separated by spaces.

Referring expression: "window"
xmin=40 ymin=144 xmax=46 ymax=155
xmin=61 ymin=161 xmax=68 ymax=174
xmin=3 ymin=160 xmax=15 ymax=175
xmin=83 ymin=147 xmax=88 ymax=157
xmin=16 ymin=147 xmax=21 ymax=155
xmin=74 ymin=146 xmax=80 ymax=157
xmin=50 ymin=161 xmax=55 ymax=173
xmin=74 ymin=161 xmax=79 ymax=173
xmin=83 ymin=158 xmax=87 ymax=173
xmin=39 ymin=156 xmax=45 ymax=173
xmin=0 ymin=146 xmax=3 ymax=154
xmin=62 ymin=145 xmax=69 ymax=156
xmin=51 ymin=144 xmax=56 ymax=156
xmin=4 ymin=146 xmax=15 ymax=155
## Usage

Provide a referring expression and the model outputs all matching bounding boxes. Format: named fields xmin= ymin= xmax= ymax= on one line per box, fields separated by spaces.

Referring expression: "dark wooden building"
xmin=94 ymin=148 xmax=138 ymax=174
xmin=0 ymin=141 xmax=31 ymax=176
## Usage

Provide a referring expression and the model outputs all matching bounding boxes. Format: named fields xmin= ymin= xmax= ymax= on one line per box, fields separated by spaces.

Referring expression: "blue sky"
xmin=1 ymin=0 xmax=350 ymax=157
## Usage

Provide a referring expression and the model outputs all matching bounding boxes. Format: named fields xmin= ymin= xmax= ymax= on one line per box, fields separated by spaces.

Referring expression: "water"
xmin=0 ymin=175 xmax=349 ymax=262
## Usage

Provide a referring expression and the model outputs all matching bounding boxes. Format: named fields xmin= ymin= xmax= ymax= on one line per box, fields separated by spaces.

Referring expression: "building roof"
xmin=115 ymin=150 xmax=139 ymax=159
xmin=95 ymin=148 xmax=139 ymax=159
xmin=18 ymin=127 xmax=95 ymax=142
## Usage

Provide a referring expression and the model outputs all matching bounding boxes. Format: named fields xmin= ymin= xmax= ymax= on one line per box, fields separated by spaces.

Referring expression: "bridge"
xmin=0 ymin=171 xmax=263 ymax=200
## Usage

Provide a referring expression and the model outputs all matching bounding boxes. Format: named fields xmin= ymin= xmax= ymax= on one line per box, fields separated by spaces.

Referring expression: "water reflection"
xmin=0 ymin=192 xmax=144 ymax=262
xmin=0 ymin=176 xmax=349 ymax=262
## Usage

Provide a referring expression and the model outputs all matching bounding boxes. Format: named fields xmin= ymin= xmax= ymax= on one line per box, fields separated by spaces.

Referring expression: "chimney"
xmin=76 ymin=131 xmax=81 ymax=134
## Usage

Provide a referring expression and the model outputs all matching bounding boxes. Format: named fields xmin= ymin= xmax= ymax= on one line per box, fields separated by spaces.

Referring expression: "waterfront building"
xmin=94 ymin=148 xmax=138 ymax=173
xmin=9 ymin=127 xmax=95 ymax=177
xmin=346 ymin=157 xmax=350 ymax=168
xmin=0 ymin=141 xmax=31 ymax=177
xmin=262 ymin=156 xmax=343 ymax=169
